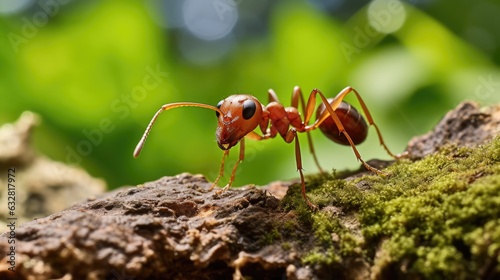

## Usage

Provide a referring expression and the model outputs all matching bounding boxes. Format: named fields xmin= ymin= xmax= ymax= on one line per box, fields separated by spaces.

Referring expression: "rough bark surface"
xmin=405 ymin=101 xmax=500 ymax=159
xmin=0 ymin=101 xmax=499 ymax=280
xmin=1 ymin=174 xmax=302 ymax=280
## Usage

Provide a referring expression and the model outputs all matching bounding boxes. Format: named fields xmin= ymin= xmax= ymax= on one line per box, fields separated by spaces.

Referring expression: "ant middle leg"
xmin=291 ymin=86 xmax=325 ymax=173
xmin=285 ymin=127 xmax=318 ymax=210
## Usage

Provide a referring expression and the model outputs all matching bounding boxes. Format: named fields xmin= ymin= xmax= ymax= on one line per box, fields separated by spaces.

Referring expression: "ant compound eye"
xmin=242 ymin=99 xmax=256 ymax=120
xmin=215 ymin=100 xmax=223 ymax=118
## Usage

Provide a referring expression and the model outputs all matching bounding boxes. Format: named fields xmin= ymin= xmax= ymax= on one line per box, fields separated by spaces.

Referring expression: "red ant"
xmin=133 ymin=86 xmax=396 ymax=209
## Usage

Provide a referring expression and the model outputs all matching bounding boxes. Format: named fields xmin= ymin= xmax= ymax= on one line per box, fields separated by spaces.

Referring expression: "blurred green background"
xmin=1 ymin=0 xmax=499 ymax=189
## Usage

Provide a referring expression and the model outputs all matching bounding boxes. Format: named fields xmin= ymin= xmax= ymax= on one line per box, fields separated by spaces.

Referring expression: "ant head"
xmin=215 ymin=95 xmax=262 ymax=150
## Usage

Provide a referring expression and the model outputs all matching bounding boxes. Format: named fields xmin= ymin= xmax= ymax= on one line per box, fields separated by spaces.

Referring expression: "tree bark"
xmin=0 ymin=101 xmax=499 ymax=280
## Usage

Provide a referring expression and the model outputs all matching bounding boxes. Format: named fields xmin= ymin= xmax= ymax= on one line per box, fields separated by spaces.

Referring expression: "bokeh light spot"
xmin=0 ymin=0 xmax=34 ymax=15
xmin=182 ymin=0 xmax=238 ymax=41
xmin=367 ymin=0 xmax=406 ymax=34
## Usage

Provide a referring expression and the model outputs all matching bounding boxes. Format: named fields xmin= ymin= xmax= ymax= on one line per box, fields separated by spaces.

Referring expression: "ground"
xmin=0 ymin=101 xmax=499 ymax=280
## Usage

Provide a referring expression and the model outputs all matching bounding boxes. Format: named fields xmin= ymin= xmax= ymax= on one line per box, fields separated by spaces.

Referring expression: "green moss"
xmin=360 ymin=138 xmax=500 ymax=278
xmin=280 ymin=219 xmax=300 ymax=241
xmin=287 ymin=136 xmax=500 ymax=277
xmin=311 ymin=211 xmax=342 ymax=246
xmin=303 ymin=248 xmax=340 ymax=266
xmin=281 ymin=242 xmax=292 ymax=251
xmin=312 ymin=177 xmax=364 ymax=211
xmin=299 ymin=209 xmax=365 ymax=266
xmin=260 ymin=227 xmax=282 ymax=246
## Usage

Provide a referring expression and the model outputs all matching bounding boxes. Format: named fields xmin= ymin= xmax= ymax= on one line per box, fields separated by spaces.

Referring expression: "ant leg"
xmin=291 ymin=86 xmax=324 ymax=173
xmin=290 ymin=86 xmax=303 ymax=109
xmin=222 ymin=138 xmax=245 ymax=192
xmin=328 ymin=87 xmax=396 ymax=158
xmin=285 ymin=128 xmax=318 ymax=210
xmin=249 ymin=128 xmax=318 ymax=209
xmin=305 ymin=88 xmax=386 ymax=175
xmin=268 ymin=89 xmax=280 ymax=103
xmin=210 ymin=149 xmax=229 ymax=190
xmin=246 ymin=131 xmax=272 ymax=141
xmin=305 ymin=132 xmax=324 ymax=173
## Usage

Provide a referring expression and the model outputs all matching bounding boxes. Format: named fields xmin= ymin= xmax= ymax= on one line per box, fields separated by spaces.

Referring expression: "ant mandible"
xmin=133 ymin=86 xmax=396 ymax=210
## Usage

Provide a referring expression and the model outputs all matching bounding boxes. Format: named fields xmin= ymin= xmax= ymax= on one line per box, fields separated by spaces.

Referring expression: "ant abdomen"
xmin=316 ymin=99 xmax=368 ymax=146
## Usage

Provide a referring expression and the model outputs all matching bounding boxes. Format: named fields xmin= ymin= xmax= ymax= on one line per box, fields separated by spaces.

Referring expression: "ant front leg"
xmin=210 ymin=149 xmax=229 ymax=190
xmin=225 ymin=137 xmax=246 ymax=192
xmin=211 ymin=138 xmax=246 ymax=193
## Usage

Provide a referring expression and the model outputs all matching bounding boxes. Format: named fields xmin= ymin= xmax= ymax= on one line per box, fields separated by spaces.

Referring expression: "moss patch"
xmin=284 ymin=136 xmax=500 ymax=278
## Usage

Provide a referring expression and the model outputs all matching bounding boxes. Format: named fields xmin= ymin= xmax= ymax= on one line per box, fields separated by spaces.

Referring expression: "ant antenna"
xmin=133 ymin=102 xmax=223 ymax=158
